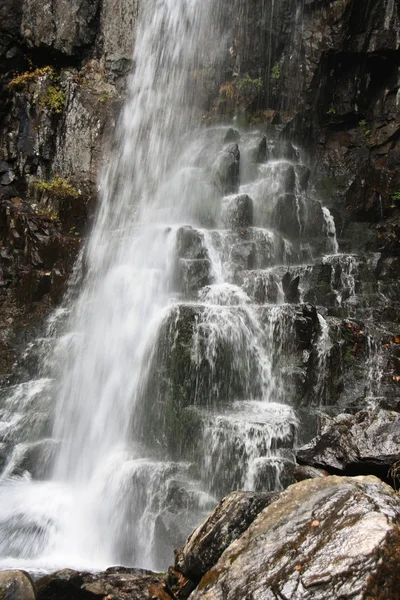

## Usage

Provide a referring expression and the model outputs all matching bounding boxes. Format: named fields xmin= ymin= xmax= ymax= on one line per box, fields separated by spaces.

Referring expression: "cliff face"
xmin=0 ymin=0 xmax=399 ymax=437
xmin=0 ymin=0 xmax=138 ymax=373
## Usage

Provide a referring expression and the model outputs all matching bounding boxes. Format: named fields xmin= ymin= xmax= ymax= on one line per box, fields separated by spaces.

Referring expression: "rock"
xmin=191 ymin=476 xmax=400 ymax=600
xmin=221 ymin=194 xmax=253 ymax=229
xmin=100 ymin=0 xmax=138 ymax=81
xmin=175 ymin=490 xmax=278 ymax=583
xmin=282 ymin=272 xmax=300 ymax=303
xmin=274 ymin=140 xmax=299 ymax=161
xmin=22 ymin=0 xmax=100 ymax=55
xmin=214 ymin=144 xmax=240 ymax=194
xmin=176 ymin=258 xmax=212 ymax=294
xmin=295 ymin=164 xmax=311 ymax=190
xmin=297 ymin=410 xmax=400 ymax=479
xmin=247 ymin=136 xmax=269 ymax=164
xmin=36 ymin=568 xmax=170 ymax=600
xmin=175 ymin=226 xmax=208 ymax=260
xmin=0 ymin=570 xmax=36 ymax=600
xmin=223 ymin=128 xmax=240 ymax=144
xmin=0 ymin=171 xmax=15 ymax=186
xmin=273 ymin=193 xmax=301 ymax=238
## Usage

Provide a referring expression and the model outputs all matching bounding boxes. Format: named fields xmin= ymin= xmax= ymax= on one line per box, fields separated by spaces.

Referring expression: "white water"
xmin=0 ymin=0 xmax=225 ymax=572
xmin=0 ymin=0 xmax=349 ymax=575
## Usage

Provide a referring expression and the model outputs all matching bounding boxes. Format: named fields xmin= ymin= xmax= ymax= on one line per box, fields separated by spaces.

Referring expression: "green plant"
xmin=33 ymin=175 xmax=80 ymax=199
xmin=40 ymin=85 xmax=66 ymax=113
xmin=33 ymin=204 xmax=59 ymax=221
xmin=271 ymin=62 xmax=281 ymax=81
xmin=8 ymin=66 xmax=53 ymax=90
xmin=390 ymin=191 xmax=400 ymax=208
xmin=327 ymin=105 xmax=336 ymax=115
xmin=359 ymin=119 xmax=371 ymax=140
xmin=237 ymin=75 xmax=263 ymax=92
xmin=343 ymin=347 xmax=353 ymax=365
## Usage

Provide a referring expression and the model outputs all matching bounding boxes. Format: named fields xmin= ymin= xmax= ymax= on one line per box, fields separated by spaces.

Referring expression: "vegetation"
xmin=327 ymin=105 xmax=336 ymax=115
xmin=343 ymin=347 xmax=354 ymax=365
xmin=33 ymin=175 xmax=80 ymax=199
xmin=391 ymin=191 xmax=400 ymax=208
xmin=237 ymin=75 xmax=263 ymax=92
xmin=40 ymin=85 xmax=66 ymax=114
xmin=8 ymin=66 xmax=53 ymax=90
xmin=9 ymin=65 xmax=65 ymax=114
xmin=271 ymin=62 xmax=281 ymax=81
xmin=359 ymin=119 xmax=371 ymax=140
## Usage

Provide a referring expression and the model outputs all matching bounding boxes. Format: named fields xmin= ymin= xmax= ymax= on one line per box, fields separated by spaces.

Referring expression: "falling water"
xmin=0 ymin=0 xmax=227 ymax=572
xmin=0 ymin=0 xmax=349 ymax=575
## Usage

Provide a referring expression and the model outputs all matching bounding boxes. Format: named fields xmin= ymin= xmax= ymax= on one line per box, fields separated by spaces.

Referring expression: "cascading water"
xmin=0 ymin=0 xmax=363 ymax=576
xmin=0 ymin=0 xmax=228 ymax=571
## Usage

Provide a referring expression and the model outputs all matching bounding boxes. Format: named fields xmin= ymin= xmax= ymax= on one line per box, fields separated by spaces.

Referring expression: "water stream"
xmin=0 ymin=0 xmax=376 ymax=575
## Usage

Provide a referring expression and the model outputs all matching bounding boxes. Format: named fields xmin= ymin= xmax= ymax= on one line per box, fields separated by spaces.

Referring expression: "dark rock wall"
xmin=0 ymin=0 xmax=138 ymax=375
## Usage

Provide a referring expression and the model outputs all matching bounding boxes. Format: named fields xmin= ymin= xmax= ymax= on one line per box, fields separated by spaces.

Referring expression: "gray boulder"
xmin=175 ymin=490 xmax=278 ymax=583
xmin=0 ymin=570 xmax=36 ymax=600
xmin=297 ymin=410 xmax=400 ymax=476
xmin=191 ymin=476 xmax=400 ymax=600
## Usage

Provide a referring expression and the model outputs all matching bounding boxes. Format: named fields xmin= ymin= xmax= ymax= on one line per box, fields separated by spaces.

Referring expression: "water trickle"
xmin=322 ymin=207 xmax=339 ymax=255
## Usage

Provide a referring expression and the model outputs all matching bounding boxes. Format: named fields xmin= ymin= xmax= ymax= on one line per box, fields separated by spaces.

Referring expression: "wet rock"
xmin=175 ymin=226 xmax=208 ymax=260
xmin=22 ymin=0 xmax=100 ymax=56
xmin=248 ymin=136 xmax=269 ymax=164
xmin=221 ymin=194 xmax=253 ymax=229
xmin=191 ymin=476 xmax=400 ymax=600
xmin=0 ymin=570 xmax=36 ymax=600
xmin=291 ymin=464 xmax=329 ymax=482
xmin=36 ymin=569 xmax=170 ymax=600
xmin=175 ymin=490 xmax=278 ymax=583
xmin=274 ymin=140 xmax=299 ymax=161
xmin=273 ymin=193 xmax=301 ymax=238
xmin=282 ymin=272 xmax=300 ymax=303
xmin=223 ymin=128 xmax=240 ymax=144
xmin=214 ymin=144 xmax=240 ymax=194
xmin=176 ymin=258 xmax=212 ymax=295
xmin=295 ymin=164 xmax=311 ymax=190
xmin=100 ymin=0 xmax=138 ymax=81
xmin=297 ymin=410 xmax=400 ymax=478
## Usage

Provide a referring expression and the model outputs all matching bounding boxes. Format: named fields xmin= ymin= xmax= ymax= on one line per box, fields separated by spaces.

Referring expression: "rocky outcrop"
xmin=0 ymin=196 xmax=81 ymax=376
xmin=297 ymin=410 xmax=400 ymax=482
xmin=175 ymin=490 xmax=278 ymax=583
xmin=190 ymin=476 xmax=400 ymax=600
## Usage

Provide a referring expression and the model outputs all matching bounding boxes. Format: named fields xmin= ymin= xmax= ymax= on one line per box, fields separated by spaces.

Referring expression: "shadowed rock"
xmin=191 ymin=476 xmax=400 ymax=600
xmin=297 ymin=410 xmax=400 ymax=478
xmin=175 ymin=490 xmax=278 ymax=583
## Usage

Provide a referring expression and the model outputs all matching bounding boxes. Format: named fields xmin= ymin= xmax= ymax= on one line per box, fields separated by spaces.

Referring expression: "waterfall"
xmin=0 ymin=0 xmax=346 ymax=574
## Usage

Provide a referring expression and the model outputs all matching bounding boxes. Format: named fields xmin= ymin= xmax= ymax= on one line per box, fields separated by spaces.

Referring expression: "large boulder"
xmin=297 ymin=410 xmax=400 ymax=479
xmin=36 ymin=568 xmax=170 ymax=600
xmin=175 ymin=491 xmax=278 ymax=583
xmin=191 ymin=476 xmax=400 ymax=600
xmin=0 ymin=571 xmax=36 ymax=600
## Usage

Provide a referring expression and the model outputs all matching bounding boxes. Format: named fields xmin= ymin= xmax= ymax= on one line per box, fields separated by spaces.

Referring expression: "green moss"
xmin=237 ymin=75 xmax=263 ymax=92
xmin=271 ymin=63 xmax=281 ymax=81
xmin=40 ymin=85 xmax=65 ymax=114
xmin=33 ymin=175 xmax=80 ymax=200
xmin=343 ymin=347 xmax=353 ymax=365
xmin=327 ymin=105 xmax=336 ymax=115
